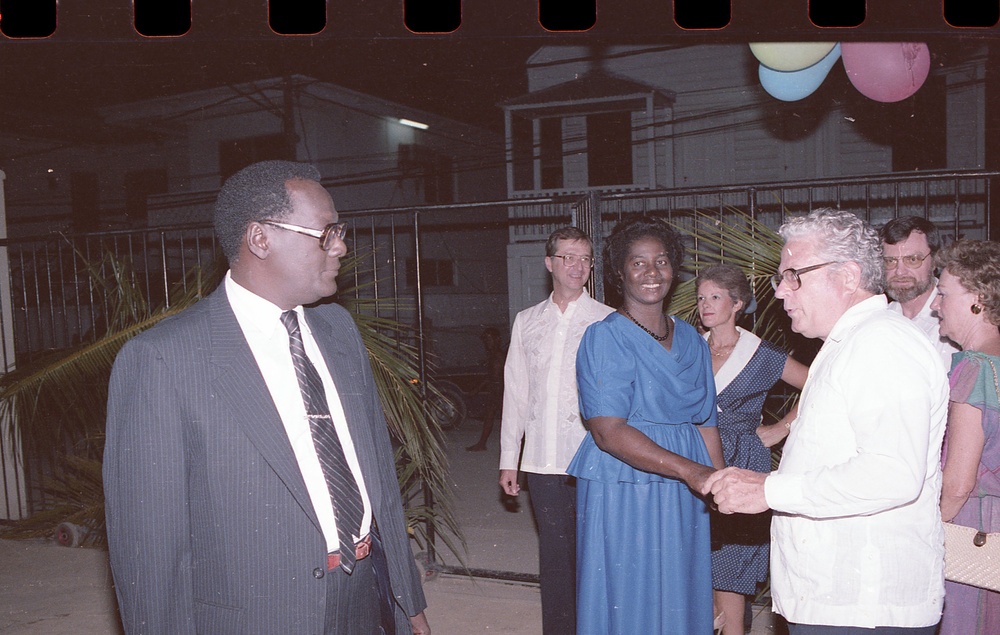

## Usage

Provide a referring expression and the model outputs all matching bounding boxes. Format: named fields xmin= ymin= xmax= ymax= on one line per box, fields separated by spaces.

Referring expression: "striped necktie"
xmin=280 ymin=310 xmax=364 ymax=573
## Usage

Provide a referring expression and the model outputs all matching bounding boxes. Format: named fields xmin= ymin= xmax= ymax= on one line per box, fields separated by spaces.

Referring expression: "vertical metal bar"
xmin=954 ymin=177 xmax=962 ymax=239
xmin=178 ymin=233 xmax=188 ymax=293
xmin=18 ymin=246 xmax=32 ymax=363
xmin=389 ymin=217 xmax=400 ymax=324
xmin=748 ymin=188 xmax=758 ymax=277
xmin=369 ymin=221 xmax=380 ymax=319
xmin=69 ymin=237 xmax=86 ymax=343
xmin=43 ymin=243 xmax=57 ymax=351
xmin=55 ymin=241 xmax=68 ymax=348
xmin=411 ymin=210 xmax=436 ymax=564
xmin=142 ymin=232 xmax=153 ymax=310
xmin=986 ymin=177 xmax=993 ymax=240
xmin=591 ymin=193 xmax=604 ymax=304
xmin=891 ymin=182 xmax=899 ymax=223
xmin=160 ymin=232 xmax=170 ymax=309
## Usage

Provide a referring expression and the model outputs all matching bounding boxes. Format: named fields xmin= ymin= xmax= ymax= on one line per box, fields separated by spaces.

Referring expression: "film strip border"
xmin=0 ymin=1 xmax=997 ymax=39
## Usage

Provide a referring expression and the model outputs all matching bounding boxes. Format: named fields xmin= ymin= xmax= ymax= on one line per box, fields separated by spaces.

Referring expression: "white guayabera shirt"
xmin=765 ymin=295 xmax=948 ymax=628
xmin=887 ymin=278 xmax=960 ymax=369
xmin=499 ymin=290 xmax=614 ymax=475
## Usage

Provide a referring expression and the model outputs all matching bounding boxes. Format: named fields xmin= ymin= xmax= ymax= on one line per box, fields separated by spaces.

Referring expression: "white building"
xmin=501 ymin=43 xmax=991 ymax=315
xmin=0 ymin=76 xmax=510 ymax=370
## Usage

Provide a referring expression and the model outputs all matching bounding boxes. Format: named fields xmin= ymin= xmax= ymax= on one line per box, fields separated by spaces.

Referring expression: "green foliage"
xmin=0 ymin=247 xmax=464 ymax=563
xmin=665 ymin=206 xmax=802 ymax=462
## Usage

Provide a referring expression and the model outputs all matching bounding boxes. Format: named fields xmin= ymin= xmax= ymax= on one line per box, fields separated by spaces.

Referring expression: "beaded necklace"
xmin=621 ymin=306 xmax=671 ymax=342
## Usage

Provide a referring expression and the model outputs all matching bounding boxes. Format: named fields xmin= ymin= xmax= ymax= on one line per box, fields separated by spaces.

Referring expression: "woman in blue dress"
xmin=695 ymin=264 xmax=808 ymax=635
xmin=568 ymin=216 xmax=725 ymax=634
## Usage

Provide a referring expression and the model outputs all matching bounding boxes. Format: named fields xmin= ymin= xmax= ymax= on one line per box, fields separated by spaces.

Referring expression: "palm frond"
xmin=0 ymin=246 xmax=465 ymax=562
xmin=0 ymin=453 xmax=106 ymax=545
xmin=665 ymin=207 xmax=804 ymax=356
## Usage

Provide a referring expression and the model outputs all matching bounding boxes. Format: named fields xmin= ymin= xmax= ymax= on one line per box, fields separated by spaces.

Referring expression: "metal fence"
xmin=1 ymin=169 xmax=996 ymax=523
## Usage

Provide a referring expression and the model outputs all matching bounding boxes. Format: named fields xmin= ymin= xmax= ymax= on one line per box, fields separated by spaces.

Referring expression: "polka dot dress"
xmin=711 ymin=340 xmax=787 ymax=595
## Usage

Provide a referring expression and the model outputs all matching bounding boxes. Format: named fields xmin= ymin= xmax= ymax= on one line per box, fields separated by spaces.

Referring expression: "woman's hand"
xmin=588 ymin=416 xmax=719 ymax=492
xmin=756 ymin=422 xmax=788 ymax=448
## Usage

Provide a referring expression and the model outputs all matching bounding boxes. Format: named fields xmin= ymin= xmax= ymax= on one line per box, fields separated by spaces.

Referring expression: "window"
xmin=406 ymin=258 xmax=455 ymax=287
xmin=511 ymin=116 xmax=534 ymax=192
xmin=539 ymin=118 xmax=564 ymax=190
xmin=71 ymin=172 xmax=99 ymax=232
xmin=218 ymin=134 xmax=293 ymax=183
xmin=890 ymin=75 xmax=946 ymax=172
xmin=124 ymin=169 xmax=169 ymax=225
xmin=587 ymin=111 xmax=633 ymax=186
xmin=398 ymin=144 xmax=455 ymax=204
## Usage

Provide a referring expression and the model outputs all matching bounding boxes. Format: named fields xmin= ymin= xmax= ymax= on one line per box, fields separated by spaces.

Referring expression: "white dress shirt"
xmin=887 ymin=280 xmax=960 ymax=368
xmin=499 ymin=290 xmax=614 ymax=474
xmin=226 ymin=273 xmax=372 ymax=553
xmin=764 ymin=295 xmax=948 ymax=628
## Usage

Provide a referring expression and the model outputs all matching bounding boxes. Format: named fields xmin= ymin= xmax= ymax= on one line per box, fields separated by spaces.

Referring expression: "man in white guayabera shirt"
xmin=705 ymin=208 xmax=948 ymax=635
xmin=498 ymin=226 xmax=613 ymax=635
xmin=880 ymin=216 xmax=959 ymax=368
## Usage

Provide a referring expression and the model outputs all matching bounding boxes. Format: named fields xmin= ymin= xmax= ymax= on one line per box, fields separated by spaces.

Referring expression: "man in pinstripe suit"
xmin=103 ymin=161 xmax=430 ymax=634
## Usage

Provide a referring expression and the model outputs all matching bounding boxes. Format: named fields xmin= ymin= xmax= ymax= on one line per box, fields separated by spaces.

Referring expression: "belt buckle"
xmin=326 ymin=535 xmax=371 ymax=571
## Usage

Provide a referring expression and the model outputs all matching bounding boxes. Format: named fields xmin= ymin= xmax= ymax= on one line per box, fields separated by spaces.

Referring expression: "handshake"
xmin=695 ymin=467 xmax=771 ymax=515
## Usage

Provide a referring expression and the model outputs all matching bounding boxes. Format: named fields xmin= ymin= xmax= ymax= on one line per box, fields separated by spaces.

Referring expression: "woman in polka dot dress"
xmin=696 ymin=264 xmax=809 ymax=635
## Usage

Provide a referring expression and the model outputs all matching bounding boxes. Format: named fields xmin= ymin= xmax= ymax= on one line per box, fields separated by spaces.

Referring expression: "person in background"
xmin=465 ymin=327 xmax=506 ymax=452
xmin=498 ymin=226 xmax=613 ymax=635
xmin=706 ymin=208 xmax=947 ymax=635
xmin=695 ymin=264 xmax=808 ymax=635
xmin=568 ymin=215 xmax=723 ymax=634
xmin=880 ymin=216 xmax=959 ymax=365
xmin=931 ymin=239 xmax=1000 ymax=635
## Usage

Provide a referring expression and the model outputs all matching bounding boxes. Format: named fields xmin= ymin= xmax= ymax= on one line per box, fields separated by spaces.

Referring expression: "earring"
xmin=971 ymin=304 xmax=983 ymax=315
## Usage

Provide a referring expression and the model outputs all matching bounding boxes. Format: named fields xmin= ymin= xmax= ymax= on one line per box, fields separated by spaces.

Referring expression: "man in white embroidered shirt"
xmin=498 ymin=226 xmax=613 ymax=635
xmin=705 ymin=208 xmax=948 ymax=635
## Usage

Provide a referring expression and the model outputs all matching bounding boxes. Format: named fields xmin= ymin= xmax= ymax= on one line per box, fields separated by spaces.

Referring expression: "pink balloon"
xmin=841 ymin=42 xmax=931 ymax=103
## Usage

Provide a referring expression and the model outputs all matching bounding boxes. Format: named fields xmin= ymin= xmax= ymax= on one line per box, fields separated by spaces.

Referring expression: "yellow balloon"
xmin=749 ymin=42 xmax=838 ymax=72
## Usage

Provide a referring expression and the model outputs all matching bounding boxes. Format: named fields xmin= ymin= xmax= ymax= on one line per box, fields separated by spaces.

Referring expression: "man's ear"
xmin=245 ymin=222 xmax=270 ymax=260
xmin=839 ymin=260 xmax=863 ymax=294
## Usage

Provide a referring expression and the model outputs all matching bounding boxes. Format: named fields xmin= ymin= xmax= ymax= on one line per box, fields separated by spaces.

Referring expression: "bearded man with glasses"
xmin=706 ymin=208 xmax=948 ymax=635
xmin=880 ymin=216 xmax=959 ymax=367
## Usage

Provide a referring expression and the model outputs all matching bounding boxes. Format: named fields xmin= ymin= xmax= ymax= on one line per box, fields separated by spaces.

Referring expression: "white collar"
xmin=704 ymin=327 xmax=762 ymax=395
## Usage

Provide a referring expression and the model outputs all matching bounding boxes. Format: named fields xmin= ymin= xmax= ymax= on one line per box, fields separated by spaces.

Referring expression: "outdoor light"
xmin=398 ymin=118 xmax=429 ymax=130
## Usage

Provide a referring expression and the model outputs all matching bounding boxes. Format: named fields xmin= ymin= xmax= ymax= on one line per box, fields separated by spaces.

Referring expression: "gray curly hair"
xmin=778 ymin=208 xmax=885 ymax=294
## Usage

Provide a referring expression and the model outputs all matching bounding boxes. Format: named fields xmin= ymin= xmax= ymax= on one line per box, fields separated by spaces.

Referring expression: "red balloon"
xmin=841 ymin=42 xmax=931 ymax=103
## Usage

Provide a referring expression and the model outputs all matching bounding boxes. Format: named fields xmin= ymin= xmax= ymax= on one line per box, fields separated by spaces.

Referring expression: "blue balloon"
xmin=759 ymin=43 xmax=842 ymax=102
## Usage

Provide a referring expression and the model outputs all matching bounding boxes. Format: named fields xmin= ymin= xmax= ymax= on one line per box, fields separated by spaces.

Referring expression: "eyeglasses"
xmin=261 ymin=220 xmax=348 ymax=251
xmin=770 ymin=261 xmax=838 ymax=291
xmin=882 ymin=253 xmax=930 ymax=270
xmin=550 ymin=254 xmax=594 ymax=268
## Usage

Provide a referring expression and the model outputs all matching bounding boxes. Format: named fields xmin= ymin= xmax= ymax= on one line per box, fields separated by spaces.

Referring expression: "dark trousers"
xmin=788 ymin=623 xmax=939 ymax=635
xmin=527 ymin=472 xmax=577 ymax=635
xmin=324 ymin=549 xmax=381 ymax=635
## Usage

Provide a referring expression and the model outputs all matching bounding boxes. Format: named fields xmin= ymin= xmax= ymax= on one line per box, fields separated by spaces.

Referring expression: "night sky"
xmin=0 ymin=1 xmax=994 ymax=144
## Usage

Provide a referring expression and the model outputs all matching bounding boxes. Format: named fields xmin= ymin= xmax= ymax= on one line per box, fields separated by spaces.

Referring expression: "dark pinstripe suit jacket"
xmin=103 ymin=284 xmax=426 ymax=634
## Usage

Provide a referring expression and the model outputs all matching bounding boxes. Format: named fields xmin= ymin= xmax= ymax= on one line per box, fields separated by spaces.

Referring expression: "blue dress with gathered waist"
xmin=568 ymin=312 xmax=717 ymax=635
